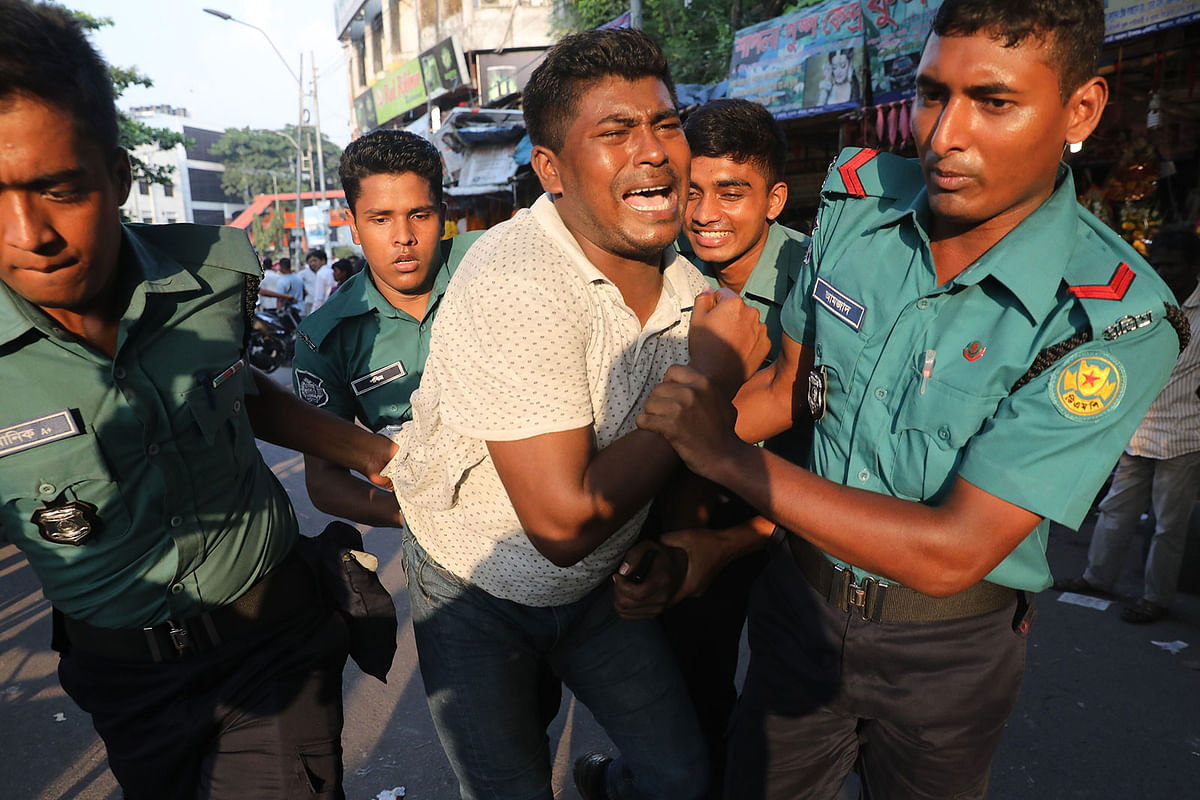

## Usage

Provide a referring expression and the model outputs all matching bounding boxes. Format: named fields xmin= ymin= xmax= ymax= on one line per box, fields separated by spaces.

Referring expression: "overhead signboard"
xmin=728 ymin=0 xmax=867 ymax=120
xmin=862 ymin=0 xmax=942 ymax=106
xmin=420 ymin=37 xmax=470 ymax=99
xmin=334 ymin=0 xmax=365 ymax=39
xmin=1104 ymin=0 xmax=1200 ymax=42
xmin=371 ymin=57 xmax=428 ymax=126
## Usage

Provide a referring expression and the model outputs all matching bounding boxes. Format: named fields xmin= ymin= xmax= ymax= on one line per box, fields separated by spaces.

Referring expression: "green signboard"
xmin=371 ymin=57 xmax=427 ymax=126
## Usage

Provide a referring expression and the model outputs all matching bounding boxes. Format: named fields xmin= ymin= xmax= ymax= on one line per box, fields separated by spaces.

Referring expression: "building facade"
xmin=120 ymin=105 xmax=246 ymax=226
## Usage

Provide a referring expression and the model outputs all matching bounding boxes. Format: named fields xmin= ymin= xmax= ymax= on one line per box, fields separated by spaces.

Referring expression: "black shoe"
xmin=1051 ymin=576 xmax=1110 ymax=597
xmin=573 ymin=752 xmax=612 ymax=800
xmin=1121 ymin=599 xmax=1168 ymax=624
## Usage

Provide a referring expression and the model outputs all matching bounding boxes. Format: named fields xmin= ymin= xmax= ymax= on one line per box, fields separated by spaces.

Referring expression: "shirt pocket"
xmin=887 ymin=376 xmax=1005 ymax=502
xmin=180 ymin=365 xmax=255 ymax=469
xmin=811 ymin=316 xmax=869 ymax=442
xmin=0 ymin=430 xmax=133 ymax=547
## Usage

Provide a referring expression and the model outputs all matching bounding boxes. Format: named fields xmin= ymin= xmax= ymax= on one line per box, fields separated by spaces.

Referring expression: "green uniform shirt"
xmin=678 ymin=221 xmax=809 ymax=362
xmin=0 ymin=224 xmax=297 ymax=627
xmin=782 ymin=148 xmax=1179 ymax=592
xmin=292 ymin=233 xmax=481 ymax=430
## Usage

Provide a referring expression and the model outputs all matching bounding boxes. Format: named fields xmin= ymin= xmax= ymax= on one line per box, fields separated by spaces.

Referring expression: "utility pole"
xmin=631 ymin=0 xmax=642 ymax=30
xmin=295 ymin=52 xmax=305 ymax=262
xmin=311 ymin=53 xmax=330 ymax=253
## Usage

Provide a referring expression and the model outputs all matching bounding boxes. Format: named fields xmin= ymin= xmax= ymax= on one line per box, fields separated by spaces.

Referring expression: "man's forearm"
xmin=247 ymin=368 xmax=396 ymax=483
xmin=705 ymin=442 xmax=1037 ymax=596
xmin=305 ymin=456 xmax=404 ymax=528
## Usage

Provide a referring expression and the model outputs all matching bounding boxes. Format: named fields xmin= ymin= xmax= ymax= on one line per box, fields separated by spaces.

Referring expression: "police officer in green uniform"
xmin=619 ymin=98 xmax=809 ymax=796
xmin=636 ymin=2 xmax=1184 ymax=797
xmin=0 ymin=5 xmax=396 ymax=798
xmin=292 ymin=130 xmax=481 ymax=527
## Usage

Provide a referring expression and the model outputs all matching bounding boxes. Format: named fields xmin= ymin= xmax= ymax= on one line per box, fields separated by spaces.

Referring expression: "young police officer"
xmin=0 ymin=3 xmax=397 ymax=797
xmin=292 ymin=131 xmax=480 ymax=527
xmin=636 ymin=1 xmax=1184 ymax=797
xmin=625 ymin=98 xmax=810 ymax=795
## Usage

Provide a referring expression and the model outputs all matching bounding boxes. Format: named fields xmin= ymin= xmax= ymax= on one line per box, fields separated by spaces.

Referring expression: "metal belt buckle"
xmin=829 ymin=564 xmax=889 ymax=621
xmin=167 ymin=620 xmax=193 ymax=656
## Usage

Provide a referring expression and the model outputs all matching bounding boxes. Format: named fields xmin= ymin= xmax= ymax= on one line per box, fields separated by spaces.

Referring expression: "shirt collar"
xmin=867 ymin=165 xmax=1078 ymax=321
xmin=0 ymin=224 xmax=200 ymax=345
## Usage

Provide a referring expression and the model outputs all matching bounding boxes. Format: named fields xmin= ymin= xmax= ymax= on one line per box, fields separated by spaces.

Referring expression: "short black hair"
xmin=278 ymin=257 xmax=292 ymax=271
xmin=339 ymin=129 xmax=444 ymax=213
xmin=523 ymin=27 xmax=678 ymax=152
xmin=0 ymin=0 xmax=120 ymax=158
xmin=306 ymin=248 xmax=327 ymax=263
xmin=684 ymin=99 xmax=787 ymax=187
xmin=932 ymin=0 xmax=1104 ymax=99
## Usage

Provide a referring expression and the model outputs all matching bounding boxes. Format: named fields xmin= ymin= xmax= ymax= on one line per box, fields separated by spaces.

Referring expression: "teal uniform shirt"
xmin=292 ymin=232 xmax=481 ymax=431
xmin=0 ymin=224 xmax=297 ymax=627
xmin=678 ymin=221 xmax=809 ymax=362
xmin=782 ymin=148 xmax=1180 ymax=592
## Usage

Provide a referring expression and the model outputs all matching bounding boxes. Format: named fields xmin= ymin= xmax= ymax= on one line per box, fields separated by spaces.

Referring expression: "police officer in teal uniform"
xmin=292 ymin=130 xmax=481 ymax=527
xmin=0 ymin=4 xmax=396 ymax=798
xmin=635 ymin=2 xmax=1185 ymax=798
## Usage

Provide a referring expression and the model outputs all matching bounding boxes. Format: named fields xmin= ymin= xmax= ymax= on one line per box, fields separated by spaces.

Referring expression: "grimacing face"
xmin=0 ymin=94 xmax=130 ymax=314
xmin=534 ymin=76 xmax=689 ymax=264
xmin=347 ymin=171 xmax=444 ymax=307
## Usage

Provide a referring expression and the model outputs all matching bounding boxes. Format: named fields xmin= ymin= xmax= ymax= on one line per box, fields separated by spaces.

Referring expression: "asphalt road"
xmin=2 ymin=399 xmax=1198 ymax=798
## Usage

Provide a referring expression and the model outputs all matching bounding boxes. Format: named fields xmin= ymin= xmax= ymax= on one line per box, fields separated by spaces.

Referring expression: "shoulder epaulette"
xmin=126 ymin=223 xmax=261 ymax=277
xmin=821 ymin=147 xmax=920 ymax=201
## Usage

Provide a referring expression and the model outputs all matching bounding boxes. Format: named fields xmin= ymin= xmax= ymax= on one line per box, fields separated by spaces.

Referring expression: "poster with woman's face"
xmin=802 ymin=46 xmax=861 ymax=108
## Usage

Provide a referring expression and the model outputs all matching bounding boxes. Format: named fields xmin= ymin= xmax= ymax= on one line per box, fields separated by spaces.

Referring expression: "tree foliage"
xmin=555 ymin=0 xmax=796 ymax=85
xmin=211 ymin=125 xmax=342 ymax=201
xmin=67 ymin=8 xmax=190 ymax=187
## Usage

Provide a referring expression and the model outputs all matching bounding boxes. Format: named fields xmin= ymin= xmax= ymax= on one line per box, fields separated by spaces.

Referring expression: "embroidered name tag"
xmin=0 ymin=410 xmax=81 ymax=458
xmin=813 ymin=277 xmax=866 ymax=331
xmin=352 ymin=361 xmax=407 ymax=396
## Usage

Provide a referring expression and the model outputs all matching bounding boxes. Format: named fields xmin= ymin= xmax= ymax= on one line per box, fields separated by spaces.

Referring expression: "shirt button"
xmin=916 ymin=298 xmax=930 ymax=310
xmin=170 ymin=583 xmax=184 ymax=595
xmin=857 ymin=468 xmax=870 ymax=482
xmin=938 ymin=426 xmax=951 ymax=440
xmin=874 ymin=387 xmax=888 ymax=400
xmin=147 ymin=443 xmax=160 ymax=456
xmin=169 ymin=515 xmax=183 ymax=528
xmin=113 ymin=367 xmax=126 ymax=380
xmin=232 ymin=400 xmax=241 ymax=413
xmin=38 ymin=483 xmax=56 ymax=496
xmin=815 ymin=343 xmax=823 ymax=358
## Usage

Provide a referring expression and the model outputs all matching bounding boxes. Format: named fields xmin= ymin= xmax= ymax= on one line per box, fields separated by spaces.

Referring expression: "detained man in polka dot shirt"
xmin=385 ymin=27 xmax=769 ymax=800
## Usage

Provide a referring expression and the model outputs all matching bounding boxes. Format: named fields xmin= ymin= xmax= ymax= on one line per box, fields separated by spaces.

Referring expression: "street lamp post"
xmin=203 ymin=8 xmax=305 ymax=265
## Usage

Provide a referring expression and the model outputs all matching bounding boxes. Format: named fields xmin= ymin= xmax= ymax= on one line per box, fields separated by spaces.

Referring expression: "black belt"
xmin=57 ymin=551 xmax=319 ymax=663
xmin=784 ymin=533 xmax=1015 ymax=623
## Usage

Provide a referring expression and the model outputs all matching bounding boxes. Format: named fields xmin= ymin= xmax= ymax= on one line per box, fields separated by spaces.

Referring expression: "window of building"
xmin=138 ymin=180 xmax=150 ymax=195
xmin=164 ymin=183 xmax=174 ymax=197
xmin=142 ymin=215 xmax=152 ymax=224
xmin=166 ymin=212 xmax=176 ymax=223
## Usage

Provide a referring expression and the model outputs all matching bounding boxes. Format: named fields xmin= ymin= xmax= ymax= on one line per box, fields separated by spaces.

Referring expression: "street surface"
xmin=2 ymin=370 xmax=1197 ymax=798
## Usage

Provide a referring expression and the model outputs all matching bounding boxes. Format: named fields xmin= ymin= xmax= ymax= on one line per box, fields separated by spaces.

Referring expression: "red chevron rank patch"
xmin=837 ymin=148 xmax=879 ymax=198
xmin=1069 ymin=263 xmax=1135 ymax=300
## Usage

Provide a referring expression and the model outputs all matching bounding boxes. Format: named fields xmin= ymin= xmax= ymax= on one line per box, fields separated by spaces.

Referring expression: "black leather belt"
xmin=785 ymin=532 xmax=1015 ymax=623
xmin=57 ymin=551 xmax=319 ymax=663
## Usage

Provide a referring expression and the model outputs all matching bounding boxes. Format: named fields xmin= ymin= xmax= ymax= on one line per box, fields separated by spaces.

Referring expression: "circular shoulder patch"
xmin=1049 ymin=354 xmax=1125 ymax=422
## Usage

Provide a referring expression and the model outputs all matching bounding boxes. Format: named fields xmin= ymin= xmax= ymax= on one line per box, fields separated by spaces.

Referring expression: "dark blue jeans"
xmin=402 ymin=531 xmax=707 ymax=800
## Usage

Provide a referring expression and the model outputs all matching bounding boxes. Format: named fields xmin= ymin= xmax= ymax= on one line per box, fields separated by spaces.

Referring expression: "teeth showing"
xmin=625 ymin=186 xmax=673 ymax=212
xmin=694 ymin=230 xmax=732 ymax=242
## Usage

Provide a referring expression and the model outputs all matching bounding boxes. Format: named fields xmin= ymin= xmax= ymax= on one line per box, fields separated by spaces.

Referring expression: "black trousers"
xmin=57 ymin=607 xmax=349 ymax=800
xmin=726 ymin=548 xmax=1032 ymax=800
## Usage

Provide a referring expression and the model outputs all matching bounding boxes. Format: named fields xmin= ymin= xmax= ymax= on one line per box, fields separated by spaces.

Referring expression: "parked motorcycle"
xmin=247 ymin=303 xmax=302 ymax=373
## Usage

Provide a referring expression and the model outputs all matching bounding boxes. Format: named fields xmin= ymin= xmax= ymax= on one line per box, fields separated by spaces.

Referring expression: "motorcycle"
xmin=247 ymin=303 xmax=302 ymax=373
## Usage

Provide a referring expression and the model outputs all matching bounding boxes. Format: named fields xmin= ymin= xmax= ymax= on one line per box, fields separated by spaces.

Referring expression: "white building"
xmin=121 ymin=105 xmax=246 ymax=226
